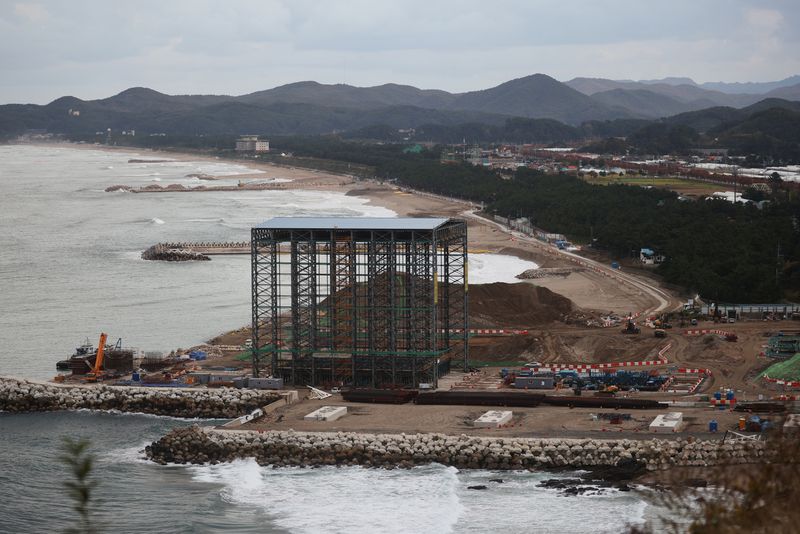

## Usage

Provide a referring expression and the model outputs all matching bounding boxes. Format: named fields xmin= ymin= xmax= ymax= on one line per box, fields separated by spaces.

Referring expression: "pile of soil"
xmin=684 ymin=335 xmax=745 ymax=366
xmin=208 ymin=326 xmax=252 ymax=346
xmin=313 ymin=278 xmax=576 ymax=329
xmin=564 ymin=333 xmax=664 ymax=363
xmin=534 ymin=331 xmax=664 ymax=364
xmin=469 ymin=282 xmax=573 ymax=328
xmin=464 ymin=335 xmax=542 ymax=362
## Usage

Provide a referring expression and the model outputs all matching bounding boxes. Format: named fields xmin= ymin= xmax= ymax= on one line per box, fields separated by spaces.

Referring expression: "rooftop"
xmin=255 ymin=217 xmax=451 ymax=231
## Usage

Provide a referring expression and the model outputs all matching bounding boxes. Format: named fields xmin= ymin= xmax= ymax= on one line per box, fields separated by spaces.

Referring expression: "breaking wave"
xmin=190 ymin=461 xmax=463 ymax=534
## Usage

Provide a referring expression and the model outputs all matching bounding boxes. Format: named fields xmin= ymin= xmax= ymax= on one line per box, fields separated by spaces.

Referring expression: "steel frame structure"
xmin=251 ymin=217 xmax=468 ymax=388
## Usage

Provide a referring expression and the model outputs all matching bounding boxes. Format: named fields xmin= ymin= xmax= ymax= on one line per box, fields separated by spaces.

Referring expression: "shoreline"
xmin=2 ymin=142 xmax=785 ymax=490
xmin=30 ymin=141 xmax=674 ymax=315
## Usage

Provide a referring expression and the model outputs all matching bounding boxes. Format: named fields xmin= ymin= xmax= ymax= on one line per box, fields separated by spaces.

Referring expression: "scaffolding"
xmin=251 ymin=217 xmax=468 ymax=388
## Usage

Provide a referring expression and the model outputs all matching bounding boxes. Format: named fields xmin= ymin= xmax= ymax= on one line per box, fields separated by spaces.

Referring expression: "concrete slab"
xmin=304 ymin=405 xmax=348 ymax=422
xmin=784 ymin=413 xmax=800 ymax=433
xmin=650 ymin=412 xmax=683 ymax=433
xmin=474 ymin=410 xmax=513 ymax=428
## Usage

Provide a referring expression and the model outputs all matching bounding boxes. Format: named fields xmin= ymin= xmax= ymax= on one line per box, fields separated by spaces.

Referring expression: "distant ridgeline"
xmin=2 ymin=75 xmax=800 ymax=159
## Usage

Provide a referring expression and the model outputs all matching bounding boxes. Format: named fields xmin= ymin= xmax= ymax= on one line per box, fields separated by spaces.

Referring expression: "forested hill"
xmin=579 ymin=100 xmax=800 ymax=163
xmin=2 ymin=73 xmax=800 ymax=139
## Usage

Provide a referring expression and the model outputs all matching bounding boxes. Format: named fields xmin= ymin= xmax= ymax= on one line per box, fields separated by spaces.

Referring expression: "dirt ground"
xmin=88 ymin=145 xmax=797 ymax=402
xmin=242 ymin=390 xmax=760 ymax=440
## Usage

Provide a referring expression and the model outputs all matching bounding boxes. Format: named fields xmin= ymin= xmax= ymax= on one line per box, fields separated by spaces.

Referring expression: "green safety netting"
xmin=759 ymin=353 xmax=800 ymax=381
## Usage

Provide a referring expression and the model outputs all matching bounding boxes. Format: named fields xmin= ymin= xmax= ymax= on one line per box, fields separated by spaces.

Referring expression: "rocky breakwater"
xmin=141 ymin=244 xmax=210 ymax=262
xmin=0 ymin=377 xmax=277 ymax=419
xmin=146 ymin=427 xmax=766 ymax=471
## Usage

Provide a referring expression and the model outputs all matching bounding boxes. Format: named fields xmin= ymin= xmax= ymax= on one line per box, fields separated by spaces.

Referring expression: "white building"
xmin=236 ymin=135 xmax=270 ymax=152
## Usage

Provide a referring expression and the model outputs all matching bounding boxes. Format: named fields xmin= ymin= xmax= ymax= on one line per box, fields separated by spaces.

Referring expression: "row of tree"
xmin=64 ymin=133 xmax=800 ymax=302
xmin=267 ymin=138 xmax=798 ymax=303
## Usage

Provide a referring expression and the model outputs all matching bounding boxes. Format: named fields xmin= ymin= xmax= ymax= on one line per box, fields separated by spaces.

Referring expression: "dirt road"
xmin=463 ymin=210 xmax=681 ymax=316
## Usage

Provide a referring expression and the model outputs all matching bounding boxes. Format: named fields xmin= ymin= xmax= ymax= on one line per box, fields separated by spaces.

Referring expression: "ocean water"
xmin=0 ymin=144 xmax=536 ymax=380
xmin=0 ymin=145 xmax=651 ymax=533
xmin=0 ymin=144 xmax=397 ymax=380
xmin=0 ymin=412 xmax=650 ymax=534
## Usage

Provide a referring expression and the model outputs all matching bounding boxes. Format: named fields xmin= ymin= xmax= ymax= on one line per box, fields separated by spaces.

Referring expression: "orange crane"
xmin=85 ymin=332 xmax=108 ymax=383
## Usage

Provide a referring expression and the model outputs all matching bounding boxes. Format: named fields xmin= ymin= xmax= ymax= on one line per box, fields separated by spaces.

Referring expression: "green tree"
xmin=630 ymin=433 xmax=800 ymax=533
xmin=770 ymin=171 xmax=784 ymax=192
xmin=59 ymin=437 xmax=99 ymax=534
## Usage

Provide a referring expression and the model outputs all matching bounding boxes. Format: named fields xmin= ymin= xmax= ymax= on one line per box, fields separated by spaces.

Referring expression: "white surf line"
xmin=462 ymin=210 xmax=676 ymax=315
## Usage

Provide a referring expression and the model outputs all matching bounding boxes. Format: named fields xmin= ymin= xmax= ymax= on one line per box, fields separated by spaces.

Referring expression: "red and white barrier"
xmin=677 ymin=367 xmax=712 ymax=375
xmin=684 ymin=329 xmax=733 ymax=337
xmin=762 ymin=375 xmax=800 ymax=389
xmin=665 ymin=374 xmax=707 ymax=394
xmin=663 ymin=364 xmax=712 ymax=394
xmin=530 ymin=344 xmax=671 ymax=372
xmin=446 ymin=329 xmax=529 ymax=336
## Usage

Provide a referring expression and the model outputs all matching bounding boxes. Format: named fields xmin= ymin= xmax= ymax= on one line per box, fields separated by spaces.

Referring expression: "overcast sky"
xmin=1 ymin=0 xmax=799 ymax=104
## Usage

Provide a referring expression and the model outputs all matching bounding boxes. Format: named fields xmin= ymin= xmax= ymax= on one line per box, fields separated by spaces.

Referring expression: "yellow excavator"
xmin=84 ymin=332 xmax=108 ymax=383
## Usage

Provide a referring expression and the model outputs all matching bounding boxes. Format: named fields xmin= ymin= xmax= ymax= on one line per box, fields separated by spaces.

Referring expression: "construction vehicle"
xmin=654 ymin=329 xmax=667 ymax=338
xmin=621 ymin=319 xmax=640 ymax=335
xmin=84 ymin=332 xmax=108 ymax=383
xmin=572 ymin=377 xmax=585 ymax=396
xmin=595 ymin=385 xmax=619 ymax=397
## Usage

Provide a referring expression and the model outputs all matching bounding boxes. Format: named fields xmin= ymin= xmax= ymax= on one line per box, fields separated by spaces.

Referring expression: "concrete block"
xmin=304 ymin=405 xmax=348 ymax=421
xmin=474 ymin=410 xmax=513 ymax=428
xmin=649 ymin=412 xmax=683 ymax=433
xmin=784 ymin=413 xmax=800 ymax=433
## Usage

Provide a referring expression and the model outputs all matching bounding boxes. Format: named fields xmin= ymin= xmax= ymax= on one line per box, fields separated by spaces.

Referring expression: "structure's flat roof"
xmin=255 ymin=217 xmax=451 ymax=231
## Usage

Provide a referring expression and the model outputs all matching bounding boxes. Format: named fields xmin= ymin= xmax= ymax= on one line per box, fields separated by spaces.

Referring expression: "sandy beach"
xmin=51 ymin=141 xmax=673 ymax=316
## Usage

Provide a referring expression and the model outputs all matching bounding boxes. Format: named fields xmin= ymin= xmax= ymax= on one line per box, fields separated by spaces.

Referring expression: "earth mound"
xmin=469 ymin=282 xmax=573 ymax=328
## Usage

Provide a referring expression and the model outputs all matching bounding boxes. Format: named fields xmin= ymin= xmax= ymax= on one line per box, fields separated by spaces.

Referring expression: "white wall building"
xmin=236 ymin=135 xmax=270 ymax=152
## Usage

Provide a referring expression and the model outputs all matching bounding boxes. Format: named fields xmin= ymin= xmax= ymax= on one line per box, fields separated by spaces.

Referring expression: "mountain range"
xmin=1 ymin=73 xmax=799 ymax=138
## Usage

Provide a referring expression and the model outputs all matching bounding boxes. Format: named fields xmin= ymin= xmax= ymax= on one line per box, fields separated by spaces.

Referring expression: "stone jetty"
xmin=0 ymin=377 xmax=277 ymax=419
xmin=141 ymin=244 xmax=211 ymax=262
xmin=146 ymin=425 xmax=766 ymax=471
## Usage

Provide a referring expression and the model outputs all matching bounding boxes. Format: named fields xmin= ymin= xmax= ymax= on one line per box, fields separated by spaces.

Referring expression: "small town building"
xmin=236 ymin=135 xmax=270 ymax=152
xmin=640 ymin=248 xmax=665 ymax=265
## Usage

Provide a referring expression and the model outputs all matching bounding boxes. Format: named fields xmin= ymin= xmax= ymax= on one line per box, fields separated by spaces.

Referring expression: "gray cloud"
xmin=1 ymin=0 xmax=798 ymax=103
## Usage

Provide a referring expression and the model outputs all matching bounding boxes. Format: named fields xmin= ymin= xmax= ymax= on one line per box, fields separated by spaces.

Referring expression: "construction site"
xmin=250 ymin=217 xmax=468 ymax=388
xmin=49 ymin=204 xmax=800 ymax=440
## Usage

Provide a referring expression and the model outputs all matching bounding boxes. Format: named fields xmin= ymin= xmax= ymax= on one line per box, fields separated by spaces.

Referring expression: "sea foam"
xmin=191 ymin=461 xmax=463 ymax=534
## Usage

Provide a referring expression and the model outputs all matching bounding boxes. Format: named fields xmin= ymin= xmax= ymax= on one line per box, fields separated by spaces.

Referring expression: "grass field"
xmin=581 ymin=175 xmax=724 ymax=195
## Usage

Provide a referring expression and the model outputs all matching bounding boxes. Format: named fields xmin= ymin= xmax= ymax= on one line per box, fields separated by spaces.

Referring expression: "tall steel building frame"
xmin=251 ymin=217 xmax=468 ymax=388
